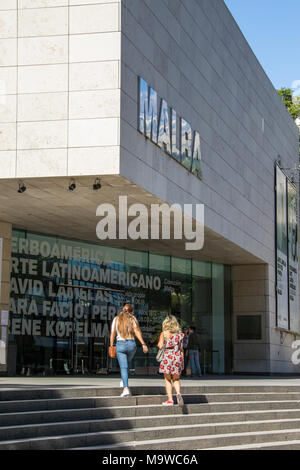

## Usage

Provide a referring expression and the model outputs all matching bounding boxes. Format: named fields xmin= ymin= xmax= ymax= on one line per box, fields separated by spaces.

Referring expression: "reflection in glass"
xmin=9 ymin=230 xmax=231 ymax=376
xmin=157 ymin=99 xmax=171 ymax=155
xmin=191 ymin=131 xmax=202 ymax=179
xmin=125 ymin=249 xmax=148 ymax=269
xmin=193 ymin=260 xmax=211 ymax=278
xmin=138 ymin=77 xmax=158 ymax=143
xmin=149 ymin=253 xmax=171 ymax=272
xmin=171 ymin=109 xmax=181 ymax=163
xmin=172 ymin=257 xmax=191 ymax=275
xmin=212 ymin=264 xmax=225 ymax=374
xmin=181 ymin=118 xmax=193 ymax=171
xmin=192 ymin=272 xmax=212 ymax=373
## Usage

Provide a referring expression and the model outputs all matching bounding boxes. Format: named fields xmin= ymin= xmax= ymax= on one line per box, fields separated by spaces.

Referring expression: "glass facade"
xmin=8 ymin=230 xmax=232 ymax=376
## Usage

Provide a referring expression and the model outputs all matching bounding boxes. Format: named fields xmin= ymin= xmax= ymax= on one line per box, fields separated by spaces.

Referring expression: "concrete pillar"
xmin=232 ymin=264 xmax=270 ymax=374
xmin=0 ymin=222 xmax=12 ymax=374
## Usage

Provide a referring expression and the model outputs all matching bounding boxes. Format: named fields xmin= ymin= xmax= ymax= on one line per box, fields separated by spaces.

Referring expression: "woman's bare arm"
xmin=110 ymin=322 xmax=116 ymax=348
xmin=134 ymin=326 xmax=149 ymax=353
xmin=158 ymin=332 xmax=165 ymax=349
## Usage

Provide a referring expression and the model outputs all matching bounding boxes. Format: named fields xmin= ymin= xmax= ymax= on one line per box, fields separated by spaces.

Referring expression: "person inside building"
xmin=181 ymin=327 xmax=190 ymax=377
xmin=157 ymin=315 xmax=185 ymax=406
xmin=187 ymin=326 xmax=202 ymax=378
xmin=110 ymin=304 xmax=148 ymax=397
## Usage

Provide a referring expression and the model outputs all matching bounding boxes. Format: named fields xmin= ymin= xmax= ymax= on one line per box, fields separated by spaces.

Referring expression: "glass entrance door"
xmin=70 ymin=287 xmax=125 ymax=375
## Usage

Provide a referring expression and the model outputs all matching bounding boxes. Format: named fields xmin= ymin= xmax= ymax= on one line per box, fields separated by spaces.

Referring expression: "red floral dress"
xmin=159 ymin=333 xmax=184 ymax=376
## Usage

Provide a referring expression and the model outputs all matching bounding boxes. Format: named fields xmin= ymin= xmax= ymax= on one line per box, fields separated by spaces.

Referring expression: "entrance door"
xmin=70 ymin=286 xmax=125 ymax=375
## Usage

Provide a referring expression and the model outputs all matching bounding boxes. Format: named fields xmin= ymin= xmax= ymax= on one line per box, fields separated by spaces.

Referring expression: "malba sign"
xmin=138 ymin=77 xmax=202 ymax=179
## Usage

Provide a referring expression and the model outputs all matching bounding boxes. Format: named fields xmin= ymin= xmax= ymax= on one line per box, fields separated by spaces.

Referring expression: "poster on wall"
xmin=275 ymin=165 xmax=289 ymax=329
xmin=287 ymin=180 xmax=299 ymax=332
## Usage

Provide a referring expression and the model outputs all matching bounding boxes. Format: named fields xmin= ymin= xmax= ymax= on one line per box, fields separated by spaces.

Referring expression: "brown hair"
xmin=117 ymin=304 xmax=139 ymax=339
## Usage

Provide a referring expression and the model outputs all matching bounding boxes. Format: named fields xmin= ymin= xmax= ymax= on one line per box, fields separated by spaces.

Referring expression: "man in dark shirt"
xmin=181 ymin=327 xmax=189 ymax=376
xmin=187 ymin=326 xmax=202 ymax=377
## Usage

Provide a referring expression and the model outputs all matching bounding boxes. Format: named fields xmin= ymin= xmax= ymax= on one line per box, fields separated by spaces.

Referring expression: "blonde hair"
xmin=117 ymin=304 xmax=139 ymax=339
xmin=162 ymin=315 xmax=181 ymax=334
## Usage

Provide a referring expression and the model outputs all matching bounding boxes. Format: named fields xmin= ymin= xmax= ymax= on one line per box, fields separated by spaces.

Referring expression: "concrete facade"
xmin=0 ymin=0 xmax=299 ymax=374
xmin=119 ymin=0 xmax=299 ymax=373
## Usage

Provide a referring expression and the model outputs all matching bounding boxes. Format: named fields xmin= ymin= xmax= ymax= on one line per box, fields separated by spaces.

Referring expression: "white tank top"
xmin=111 ymin=316 xmax=138 ymax=341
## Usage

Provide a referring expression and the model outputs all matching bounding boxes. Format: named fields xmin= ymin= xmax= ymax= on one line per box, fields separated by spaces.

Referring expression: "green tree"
xmin=277 ymin=88 xmax=300 ymax=120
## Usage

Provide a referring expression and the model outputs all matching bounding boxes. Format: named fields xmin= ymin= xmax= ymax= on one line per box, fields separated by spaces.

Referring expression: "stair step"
xmin=1 ymin=392 xmax=300 ymax=413
xmin=204 ymin=440 xmax=300 ymax=450
xmin=2 ymin=385 xmax=300 ymax=401
xmin=1 ymin=407 xmax=300 ymax=432
xmin=2 ymin=385 xmax=300 ymax=450
xmin=70 ymin=428 xmax=300 ymax=450
xmin=2 ymin=416 xmax=300 ymax=446
xmin=2 ymin=400 xmax=300 ymax=427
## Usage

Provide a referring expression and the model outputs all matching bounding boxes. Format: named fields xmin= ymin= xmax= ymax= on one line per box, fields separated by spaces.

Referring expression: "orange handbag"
xmin=109 ymin=346 xmax=116 ymax=358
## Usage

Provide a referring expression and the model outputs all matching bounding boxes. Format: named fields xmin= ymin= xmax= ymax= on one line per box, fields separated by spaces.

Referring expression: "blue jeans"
xmin=116 ymin=340 xmax=137 ymax=388
xmin=189 ymin=349 xmax=202 ymax=376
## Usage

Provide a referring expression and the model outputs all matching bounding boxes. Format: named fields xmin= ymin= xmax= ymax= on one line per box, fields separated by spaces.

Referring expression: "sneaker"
xmin=162 ymin=400 xmax=174 ymax=406
xmin=176 ymin=394 xmax=184 ymax=407
xmin=120 ymin=380 xmax=124 ymax=388
xmin=120 ymin=388 xmax=131 ymax=398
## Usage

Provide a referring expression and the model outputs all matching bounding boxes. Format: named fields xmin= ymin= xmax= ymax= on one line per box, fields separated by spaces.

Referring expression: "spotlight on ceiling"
xmin=17 ymin=182 xmax=26 ymax=194
xmin=93 ymin=177 xmax=101 ymax=191
xmin=68 ymin=179 xmax=76 ymax=191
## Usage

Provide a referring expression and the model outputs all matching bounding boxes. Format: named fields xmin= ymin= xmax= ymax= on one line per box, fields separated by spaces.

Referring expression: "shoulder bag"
xmin=109 ymin=346 xmax=116 ymax=358
xmin=156 ymin=336 xmax=166 ymax=362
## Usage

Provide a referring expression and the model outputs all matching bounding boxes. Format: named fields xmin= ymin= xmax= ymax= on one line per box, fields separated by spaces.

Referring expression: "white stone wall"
xmin=0 ymin=0 xmax=121 ymax=178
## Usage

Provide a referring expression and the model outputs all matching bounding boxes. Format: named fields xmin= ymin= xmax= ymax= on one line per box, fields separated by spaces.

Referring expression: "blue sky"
xmin=224 ymin=0 xmax=300 ymax=96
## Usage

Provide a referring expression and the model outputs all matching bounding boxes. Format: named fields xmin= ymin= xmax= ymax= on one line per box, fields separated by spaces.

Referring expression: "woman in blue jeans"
xmin=110 ymin=304 xmax=148 ymax=397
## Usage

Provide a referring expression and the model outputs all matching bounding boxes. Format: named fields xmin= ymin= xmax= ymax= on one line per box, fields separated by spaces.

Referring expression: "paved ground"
xmin=1 ymin=374 xmax=300 ymax=390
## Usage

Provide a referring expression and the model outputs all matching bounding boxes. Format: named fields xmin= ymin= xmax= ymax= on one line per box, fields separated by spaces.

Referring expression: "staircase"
xmin=1 ymin=385 xmax=300 ymax=450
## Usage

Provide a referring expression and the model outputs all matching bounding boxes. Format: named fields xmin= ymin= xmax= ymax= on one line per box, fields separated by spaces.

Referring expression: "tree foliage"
xmin=277 ymin=88 xmax=300 ymax=120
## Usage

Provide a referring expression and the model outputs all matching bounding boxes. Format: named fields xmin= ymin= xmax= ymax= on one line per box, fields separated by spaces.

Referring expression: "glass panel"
xmin=171 ymin=257 xmax=192 ymax=329
xmin=9 ymin=229 xmax=231 ymax=376
xmin=212 ymin=263 xmax=225 ymax=374
xmin=171 ymin=257 xmax=191 ymax=275
xmin=149 ymin=253 xmax=170 ymax=272
xmin=97 ymin=245 xmax=124 ymax=267
xmin=125 ymin=250 xmax=148 ymax=269
xmin=192 ymin=260 xmax=211 ymax=278
xmin=224 ymin=265 xmax=232 ymax=374
xmin=147 ymin=255 xmax=171 ymax=373
xmin=10 ymin=230 xmax=125 ymax=376
xmin=192 ymin=269 xmax=212 ymax=375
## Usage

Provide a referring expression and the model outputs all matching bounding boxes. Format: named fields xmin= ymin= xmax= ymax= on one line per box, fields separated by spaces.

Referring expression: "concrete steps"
xmin=1 ymin=385 xmax=300 ymax=450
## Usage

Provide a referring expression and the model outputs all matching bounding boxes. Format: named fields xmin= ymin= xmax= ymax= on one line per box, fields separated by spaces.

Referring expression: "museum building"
xmin=0 ymin=0 xmax=299 ymax=376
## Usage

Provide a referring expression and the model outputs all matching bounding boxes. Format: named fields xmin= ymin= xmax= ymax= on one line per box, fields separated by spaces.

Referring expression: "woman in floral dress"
xmin=157 ymin=315 xmax=185 ymax=406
